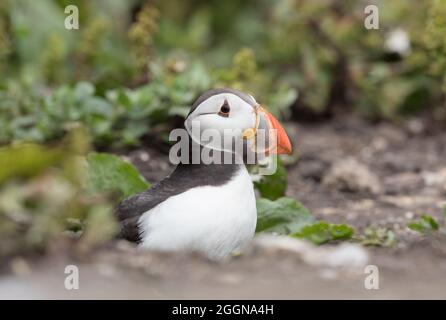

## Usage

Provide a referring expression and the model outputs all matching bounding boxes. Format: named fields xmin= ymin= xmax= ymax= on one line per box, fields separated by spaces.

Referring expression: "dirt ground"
xmin=1 ymin=116 xmax=446 ymax=299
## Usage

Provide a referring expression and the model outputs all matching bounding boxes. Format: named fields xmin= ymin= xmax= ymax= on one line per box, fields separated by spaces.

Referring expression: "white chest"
xmin=138 ymin=167 xmax=257 ymax=259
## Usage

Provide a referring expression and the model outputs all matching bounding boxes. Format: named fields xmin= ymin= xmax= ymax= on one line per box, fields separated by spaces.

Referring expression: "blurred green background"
xmin=1 ymin=0 xmax=446 ymax=259
xmin=1 ymin=0 xmax=445 ymax=148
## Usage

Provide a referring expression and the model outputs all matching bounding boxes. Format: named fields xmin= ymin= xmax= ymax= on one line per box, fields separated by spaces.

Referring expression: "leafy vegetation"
xmin=256 ymin=197 xmax=315 ymax=234
xmin=0 ymin=62 xmax=213 ymax=147
xmin=356 ymin=227 xmax=397 ymax=247
xmin=0 ymin=129 xmax=152 ymax=260
xmin=0 ymin=129 xmax=108 ymax=259
xmin=2 ymin=1 xmax=446 ymax=148
xmin=407 ymin=210 xmax=446 ymax=236
xmin=408 ymin=214 xmax=440 ymax=234
xmin=87 ymin=153 xmax=150 ymax=199
xmin=255 ymin=195 xmax=357 ymax=245
xmin=253 ymin=158 xmax=288 ymax=200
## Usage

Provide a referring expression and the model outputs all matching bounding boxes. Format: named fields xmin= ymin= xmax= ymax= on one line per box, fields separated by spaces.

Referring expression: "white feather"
xmin=138 ymin=166 xmax=257 ymax=259
xmin=185 ymin=93 xmax=256 ymax=154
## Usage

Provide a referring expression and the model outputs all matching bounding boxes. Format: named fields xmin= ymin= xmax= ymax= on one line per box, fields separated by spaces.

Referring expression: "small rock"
xmin=406 ymin=119 xmax=425 ymax=135
xmin=304 ymin=243 xmax=369 ymax=269
xmin=323 ymin=158 xmax=382 ymax=194
xmin=382 ymin=195 xmax=438 ymax=208
xmin=371 ymin=136 xmax=389 ymax=151
xmin=351 ymin=199 xmax=375 ymax=210
xmin=383 ymin=173 xmax=423 ymax=195
xmin=405 ymin=211 xmax=414 ymax=220
xmin=298 ymin=159 xmax=327 ymax=181
xmin=377 ymin=124 xmax=407 ymax=143
xmin=10 ymin=258 xmax=31 ymax=277
xmin=138 ymin=151 xmax=150 ymax=162
xmin=422 ymin=169 xmax=446 ymax=189
xmin=252 ymin=235 xmax=311 ymax=255
xmin=250 ymin=235 xmax=369 ymax=270
xmin=380 ymin=153 xmax=420 ymax=173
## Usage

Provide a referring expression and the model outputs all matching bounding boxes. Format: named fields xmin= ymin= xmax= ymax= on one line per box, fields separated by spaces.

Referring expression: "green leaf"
xmin=331 ymin=224 xmax=355 ymax=240
xmin=408 ymin=214 xmax=439 ymax=234
xmin=256 ymin=197 xmax=315 ymax=234
xmin=266 ymin=86 xmax=298 ymax=117
xmin=293 ymin=221 xmax=355 ymax=245
xmin=79 ymin=204 xmax=118 ymax=250
xmin=357 ymin=227 xmax=396 ymax=247
xmin=0 ymin=144 xmax=63 ymax=185
xmin=422 ymin=214 xmax=439 ymax=230
xmin=294 ymin=222 xmax=332 ymax=245
xmin=254 ymin=157 xmax=287 ymax=200
xmin=86 ymin=152 xmax=149 ymax=199
xmin=408 ymin=223 xmax=423 ymax=233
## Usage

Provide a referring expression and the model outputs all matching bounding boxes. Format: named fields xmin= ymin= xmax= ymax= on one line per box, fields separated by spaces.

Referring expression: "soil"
xmin=1 ymin=116 xmax=446 ymax=299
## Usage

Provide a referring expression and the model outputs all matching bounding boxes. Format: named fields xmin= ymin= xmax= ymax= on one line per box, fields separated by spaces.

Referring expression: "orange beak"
xmin=262 ymin=109 xmax=292 ymax=154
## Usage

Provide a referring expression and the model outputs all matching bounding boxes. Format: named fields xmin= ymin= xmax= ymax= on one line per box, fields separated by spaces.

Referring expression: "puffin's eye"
xmin=218 ymin=100 xmax=230 ymax=117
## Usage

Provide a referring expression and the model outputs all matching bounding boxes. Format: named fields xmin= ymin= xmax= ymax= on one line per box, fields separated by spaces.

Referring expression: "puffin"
xmin=115 ymin=88 xmax=292 ymax=259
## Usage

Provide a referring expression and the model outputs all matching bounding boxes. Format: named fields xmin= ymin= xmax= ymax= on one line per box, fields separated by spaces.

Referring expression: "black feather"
xmin=115 ymin=160 xmax=240 ymax=242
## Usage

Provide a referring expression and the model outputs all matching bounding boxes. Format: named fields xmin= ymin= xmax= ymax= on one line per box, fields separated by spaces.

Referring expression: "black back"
xmin=115 ymin=158 xmax=240 ymax=242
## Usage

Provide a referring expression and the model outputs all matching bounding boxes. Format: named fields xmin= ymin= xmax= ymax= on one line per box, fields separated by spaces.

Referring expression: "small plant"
xmin=256 ymin=197 xmax=356 ymax=246
xmin=256 ymin=197 xmax=315 ymax=234
xmin=0 ymin=14 xmax=11 ymax=72
xmin=87 ymin=152 xmax=150 ymax=199
xmin=425 ymin=0 xmax=446 ymax=93
xmin=76 ymin=16 xmax=110 ymax=82
xmin=408 ymin=214 xmax=440 ymax=234
xmin=41 ymin=33 xmax=66 ymax=84
xmin=216 ymin=48 xmax=258 ymax=92
xmin=128 ymin=3 xmax=159 ymax=78
xmin=0 ymin=59 xmax=213 ymax=147
xmin=0 ymin=128 xmax=152 ymax=260
xmin=407 ymin=208 xmax=446 ymax=237
xmin=253 ymin=157 xmax=287 ymax=200
xmin=356 ymin=227 xmax=397 ymax=247
xmin=215 ymin=48 xmax=297 ymax=117
xmin=292 ymin=221 xmax=355 ymax=245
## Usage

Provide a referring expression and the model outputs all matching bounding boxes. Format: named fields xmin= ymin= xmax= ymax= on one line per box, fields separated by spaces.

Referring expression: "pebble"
xmin=323 ymin=157 xmax=382 ymax=195
xmin=405 ymin=212 xmax=414 ymax=220
xmin=138 ymin=151 xmax=150 ymax=162
xmin=10 ymin=258 xmax=31 ymax=277
xmin=251 ymin=235 xmax=369 ymax=270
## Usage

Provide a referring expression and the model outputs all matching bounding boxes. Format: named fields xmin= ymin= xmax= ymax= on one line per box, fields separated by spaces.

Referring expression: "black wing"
xmin=114 ymin=161 xmax=239 ymax=242
xmin=114 ymin=178 xmax=178 ymax=242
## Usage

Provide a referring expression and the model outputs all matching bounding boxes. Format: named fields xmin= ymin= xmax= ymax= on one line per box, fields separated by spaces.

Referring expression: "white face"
xmin=185 ymin=93 xmax=257 ymax=154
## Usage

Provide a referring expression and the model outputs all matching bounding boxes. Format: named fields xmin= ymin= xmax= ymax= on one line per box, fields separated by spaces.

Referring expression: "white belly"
xmin=138 ymin=166 xmax=257 ymax=259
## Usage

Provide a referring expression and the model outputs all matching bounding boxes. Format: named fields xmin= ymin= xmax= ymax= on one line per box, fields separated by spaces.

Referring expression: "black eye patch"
xmin=218 ymin=100 xmax=230 ymax=117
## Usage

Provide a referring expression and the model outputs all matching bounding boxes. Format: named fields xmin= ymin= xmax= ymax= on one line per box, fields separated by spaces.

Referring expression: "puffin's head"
xmin=184 ymin=88 xmax=292 ymax=158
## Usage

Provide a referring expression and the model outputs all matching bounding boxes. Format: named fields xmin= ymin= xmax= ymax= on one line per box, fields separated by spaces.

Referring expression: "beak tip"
xmin=258 ymin=107 xmax=294 ymax=155
xmin=277 ymin=140 xmax=293 ymax=155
